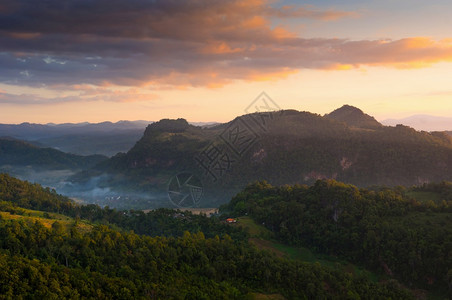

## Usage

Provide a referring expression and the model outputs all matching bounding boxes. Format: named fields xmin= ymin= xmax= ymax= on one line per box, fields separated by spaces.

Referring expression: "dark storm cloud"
xmin=0 ymin=0 xmax=451 ymax=91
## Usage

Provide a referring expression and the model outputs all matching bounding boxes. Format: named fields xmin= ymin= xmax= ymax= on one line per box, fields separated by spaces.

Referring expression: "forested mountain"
xmin=0 ymin=174 xmax=414 ymax=299
xmin=221 ymin=179 xmax=452 ymax=297
xmin=73 ymin=106 xmax=452 ymax=208
xmin=0 ymin=138 xmax=106 ymax=170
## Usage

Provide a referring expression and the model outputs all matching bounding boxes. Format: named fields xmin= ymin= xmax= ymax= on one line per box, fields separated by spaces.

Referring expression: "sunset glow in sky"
xmin=1 ymin=0 xmax=452 ymax=124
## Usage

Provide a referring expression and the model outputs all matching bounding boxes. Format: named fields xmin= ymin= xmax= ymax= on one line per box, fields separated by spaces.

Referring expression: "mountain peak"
xmin=335 ymin=104 xmax=363 ymax=113
xmin=145 ymin=118 xmax=190 ymax=133
xmin=325 ymin=105 xmax=382 ymax=129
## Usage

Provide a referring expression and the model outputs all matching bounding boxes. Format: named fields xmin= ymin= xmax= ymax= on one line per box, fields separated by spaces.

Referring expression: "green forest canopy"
xmin=0 ymin=173 xmax=421 ymax=299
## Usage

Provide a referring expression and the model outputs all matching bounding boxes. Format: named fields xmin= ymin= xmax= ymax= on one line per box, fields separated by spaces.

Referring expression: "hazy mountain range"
xmin=69 ymin=105 xmax=452 ymax=208
xmin=1 ymin=105 xmax=451 ymax=208
xmin=0 ymin=138 xmax=106 ymax=168
xmin=0 ymin=137 xmax=107 ymax=190
xmin=0 ymin=121 xmax=150 ymax=156
xmin=382 ymin=115 xmax=452 ymax=131
xmin=0 ymin=120 xmax=219 ymax=157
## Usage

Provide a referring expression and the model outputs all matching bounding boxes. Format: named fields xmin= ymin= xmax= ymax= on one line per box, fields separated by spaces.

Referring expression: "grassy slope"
xmin=0 ymin=208 xmax=91 ymax=232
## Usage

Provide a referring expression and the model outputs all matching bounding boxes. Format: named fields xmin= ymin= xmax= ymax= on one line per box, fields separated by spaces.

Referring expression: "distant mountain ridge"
xmin=0 ymin=138 xmax=106 ymax=170
xmin=0 ymin=120 xmax=221 ymax=156
xmin=382 ymin=115 xmax=452 ymax=131
xmin=0 ymin=120 xmax=152 ymax=139
xmin=73 ymin=105 xmax=452 ymax=208
xmin=0 ymin=120 xmax=153 ymax=156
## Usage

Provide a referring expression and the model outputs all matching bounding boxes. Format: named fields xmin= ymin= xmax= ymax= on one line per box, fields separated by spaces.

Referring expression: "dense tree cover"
xmin=0 ymin=174 xmax=414 ymax=298
xmin=0 ymin=216 xmax=413 ymax=299
xmin=0 ymin=173 xmax=245 ymax=241
xmin=77 ymin=205 xmax=248 ymax=241
xmin=0 ymin=173 xmax=76 ymax=214
xmin=0 ymin=138 xmax=106 ymax=170
xmin=222 ymin=180 xmax=452 ymax=296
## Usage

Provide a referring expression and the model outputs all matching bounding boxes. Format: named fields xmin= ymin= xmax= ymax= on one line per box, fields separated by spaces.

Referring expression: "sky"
xmin=1 ymin=0 xmax=452 ymax=124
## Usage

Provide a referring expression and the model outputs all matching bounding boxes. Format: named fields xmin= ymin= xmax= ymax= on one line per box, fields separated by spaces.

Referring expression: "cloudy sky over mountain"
xmin=1 ymin=0 xmax=452 ymax=123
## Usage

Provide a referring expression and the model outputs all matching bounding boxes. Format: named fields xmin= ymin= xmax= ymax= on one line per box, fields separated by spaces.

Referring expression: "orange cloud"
xmin=246 ymin=68 xmax=299 ymax=81
xmin=352 ymin=38 xmax=452 ymax=68
xmin=242 ymin=16 xmax=267 ymax=28
xmin=327 ymin=64 xmax=356 ymax=71
xmin=272 ymin=26 xmax=296 ymax=39
xmin=201 ymin=42 xmax=245 ymax=54
xmin=402 ymin=37 xmax=435 ymax=48
xmin=273 ymin=5 xmax=359 ymax=21
xmin=7 ymin=32 xmax=41 ymax=39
